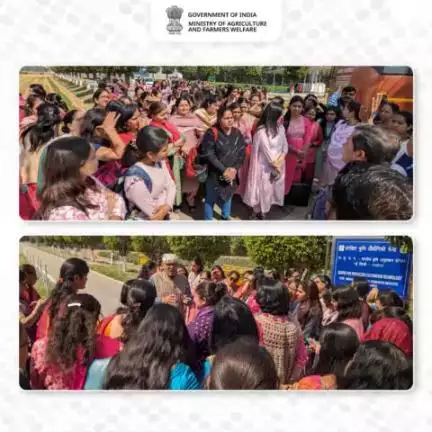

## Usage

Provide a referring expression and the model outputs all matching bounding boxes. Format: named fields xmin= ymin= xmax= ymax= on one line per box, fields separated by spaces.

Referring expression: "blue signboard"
xmin=331 ymin=238 xmax=412 ymax=299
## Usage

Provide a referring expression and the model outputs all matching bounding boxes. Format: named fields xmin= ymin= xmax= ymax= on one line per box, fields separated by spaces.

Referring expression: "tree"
xmin=101 ymin=236 xmax=131 ymax=256
xmin=198 ymin=66 xmax=221 ymax=81
xmin=146 ymin=66 xmax=161 ymax=74
xmin=130 ymin=237 xmax=171 ymax=262
xmin=167 ymin=237 xmax=231 ymax=266
xmin=162 ymin=66 xmax=175 ymax=75
xmin=385 ymin=236 xmax=413 ymax=253
xmin=230 ymin=237 xmax=247 ymax=256
xmin=178 ymin=66 xmax=198 ymax=80
xmin=243 ymin=237 xmax=328 ymax=273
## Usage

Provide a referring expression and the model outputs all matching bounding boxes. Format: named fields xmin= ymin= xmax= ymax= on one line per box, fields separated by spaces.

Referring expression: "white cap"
xmin=162 ymin=253 xmax=179 ymax=263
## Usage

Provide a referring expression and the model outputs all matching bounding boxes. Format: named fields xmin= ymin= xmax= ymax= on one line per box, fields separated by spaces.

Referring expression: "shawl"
xmin=150 ymin=119 xmax=181 ymax=143
xmin=363 ymin=318 xmax=412 ymax=356
xmin=187 ymin=306 xmax=215 ymax=361
xmin=254 ymin=313 xmax=300 ymax=385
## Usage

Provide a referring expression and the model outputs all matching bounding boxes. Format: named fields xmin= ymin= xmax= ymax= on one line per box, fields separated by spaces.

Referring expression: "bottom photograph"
xmin=19 ymin=236 xmax=413 ymax=391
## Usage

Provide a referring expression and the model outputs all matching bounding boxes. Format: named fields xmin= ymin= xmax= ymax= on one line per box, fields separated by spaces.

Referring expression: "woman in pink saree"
xmin=30 ymin=293 xmax=121 ymax=390
xmin=170 ymin=95 xmax=204 ymax=210
xmin=243 ymin=102 xmax=288 ymax=219
xmin=283 ymin=96 xmax=313 ymax=195
xmin=230 ymin=100 xmax=256 ymax=198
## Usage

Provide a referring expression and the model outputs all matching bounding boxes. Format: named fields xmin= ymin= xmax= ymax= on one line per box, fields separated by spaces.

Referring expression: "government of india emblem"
xmin=166 ymin=5 xmax=184 ymax=34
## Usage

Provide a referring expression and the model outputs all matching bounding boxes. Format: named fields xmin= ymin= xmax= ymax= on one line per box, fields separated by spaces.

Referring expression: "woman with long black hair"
xmin=80 ymin=108 xmax=127 ymax=167
xmin=36 ymin=136 xmax=126 ymax=220
xmin=31 ymin=293 xmax=121 ymax=389
xmin=119 ymin=126 xmax=176 ymax=220
xmin=283 ymin=95 xmax=313 ymax=195
xmin=296 ymin=280 xmax=323 ymax=340
xmin=291 ymin=323 xmax=360 ymax=390
xmin=243 ymin=101 xmax=288 ymax=219
xmin=35 ymin=258 xmax=90 ymax=341
xmin=332 ymin=286 xmax=365 ymax=340
xmin=97 ymin=279 xmax=157 ymax=343
xmin=290 ymin=322 xmax=359 ymax=390
xmin=91 ymin=100 xmax=145 ymax=188
xmin=340 ymin=340 xmax=412 ymax=389
xmin=104 ymin=304 xmax=200 ymax=390
xmin=20 ymin=103 xmax=62 ymax=220
xmin=61 ymin=109 xmax=86 ymax=136
xmin=314 ymin=106 xmax=340 ymax=183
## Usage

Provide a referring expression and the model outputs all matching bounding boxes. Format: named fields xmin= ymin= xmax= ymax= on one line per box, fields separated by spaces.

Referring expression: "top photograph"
xmin=18 ymin=66 xmax=413 ymax=221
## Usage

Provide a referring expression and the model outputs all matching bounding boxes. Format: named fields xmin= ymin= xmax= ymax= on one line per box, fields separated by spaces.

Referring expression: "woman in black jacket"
xmin=199 ymin=104 xmax=246 ymax=220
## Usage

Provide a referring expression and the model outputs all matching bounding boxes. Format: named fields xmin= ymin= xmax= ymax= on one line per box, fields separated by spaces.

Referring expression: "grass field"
xmin=19 ymin=73 xmax=92 ymax=110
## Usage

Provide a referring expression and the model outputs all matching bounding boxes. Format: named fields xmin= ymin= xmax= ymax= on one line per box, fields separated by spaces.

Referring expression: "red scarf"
xmin=363 ymin=318 xmax=412 ymax=356
xmin=151 ymin=119 xmax=181 ymax=142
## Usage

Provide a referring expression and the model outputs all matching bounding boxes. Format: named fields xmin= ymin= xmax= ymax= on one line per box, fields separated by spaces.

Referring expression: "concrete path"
xmin=20 ymin=244 xmax=122 ymax=315
xmin=173 ymin=193 xmax=310 ymax=221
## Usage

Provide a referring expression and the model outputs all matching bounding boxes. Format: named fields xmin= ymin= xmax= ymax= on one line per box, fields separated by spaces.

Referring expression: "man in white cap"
xmin=150 ymin=254 xmax=191 ymax=315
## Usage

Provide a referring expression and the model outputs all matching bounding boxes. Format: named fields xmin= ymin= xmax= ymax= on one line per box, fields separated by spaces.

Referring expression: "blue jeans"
xmin=204 ymin=181 xmax=232 ymax=220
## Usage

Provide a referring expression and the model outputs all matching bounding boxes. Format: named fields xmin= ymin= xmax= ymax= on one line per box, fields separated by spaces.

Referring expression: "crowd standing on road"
xmin=19 ymin=79 xmax=413 ymax=221
xmin=19 ymin=255 xmax=413 ymax=390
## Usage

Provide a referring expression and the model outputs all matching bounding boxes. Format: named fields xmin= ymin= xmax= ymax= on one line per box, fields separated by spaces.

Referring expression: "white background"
xmin=2 ymin=0 xmax=431 ymax=430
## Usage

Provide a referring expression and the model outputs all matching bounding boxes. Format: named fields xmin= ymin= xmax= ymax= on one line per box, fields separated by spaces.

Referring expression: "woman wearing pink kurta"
xmin=170 ymin=96 xmax=204 ymax=210
xmin=304 ymin=105 xmax=324 ymax=182
xmin=322 ymin=100 xmax=361 ymax=186
xmin=230 ymin=101 xmax=256 ymax=198
xmin=283 ymin=96 xmax=313 ymax=195
xmin=243 ymin=102 xmax=288 ymax=219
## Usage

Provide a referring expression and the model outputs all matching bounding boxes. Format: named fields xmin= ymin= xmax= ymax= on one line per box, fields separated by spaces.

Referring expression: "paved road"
xmin=173 ymin=192 xmax=310 ymax=220
xmin=21 ymin=244 xmax=122 ymax=315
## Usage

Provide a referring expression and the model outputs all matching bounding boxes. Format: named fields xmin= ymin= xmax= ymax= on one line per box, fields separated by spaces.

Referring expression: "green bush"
xmin=243 ymin=236 xmax=328 ymax=273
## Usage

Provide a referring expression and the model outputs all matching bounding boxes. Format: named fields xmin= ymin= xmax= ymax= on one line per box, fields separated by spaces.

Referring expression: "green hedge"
xmin=72 ymin=86 xmax=87 ymax=93
xmin=90 ymin=264 xmax=136 ymax=283
xmin=76 ymin=89 xmax=93 ymax=98
xmin=214 ymin=255 xmax=253 ymax=267
xmin=98 ymin=250 xmax=120 ymax=261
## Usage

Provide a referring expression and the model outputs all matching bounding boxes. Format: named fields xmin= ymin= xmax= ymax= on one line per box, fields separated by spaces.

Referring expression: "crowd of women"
xmin=19 ymin=78 xmax=413 ymax=221
xmin=19 ymin=254 xmax=413 ymax=390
